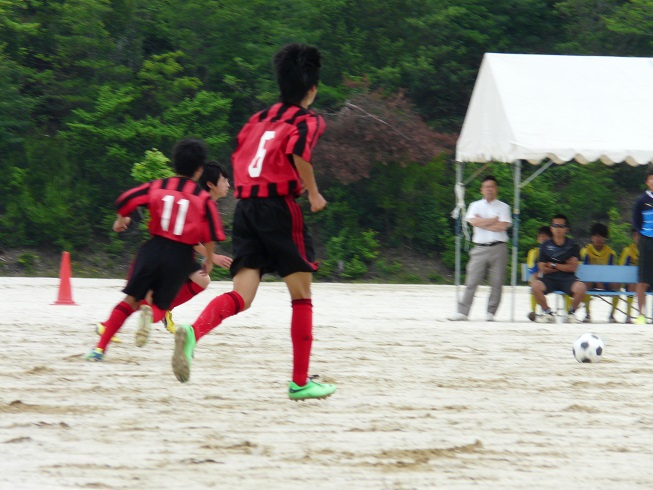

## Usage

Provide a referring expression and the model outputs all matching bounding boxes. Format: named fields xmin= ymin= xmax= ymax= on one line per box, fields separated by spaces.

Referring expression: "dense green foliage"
xmin=1 ymin=0 xmax=652 ymax=280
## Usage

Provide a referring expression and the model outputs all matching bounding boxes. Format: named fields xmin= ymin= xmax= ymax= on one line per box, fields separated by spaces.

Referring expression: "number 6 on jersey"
xmin=248 ymin=131 xmax=276 ymax=178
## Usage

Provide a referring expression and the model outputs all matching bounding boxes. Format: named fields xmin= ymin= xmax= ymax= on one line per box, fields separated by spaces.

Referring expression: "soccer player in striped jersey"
xmin=96 ymin=162 xmax=232 ymax=343
xmin=580 ymin=223 xmax=619 ymax=323
xmin=85 ymin=138 xmax=225 ymax=361
xmin=170 ymin=43 xmax=336 ymax=401
xmin=159 ymin=162 xmax=233 ymax=335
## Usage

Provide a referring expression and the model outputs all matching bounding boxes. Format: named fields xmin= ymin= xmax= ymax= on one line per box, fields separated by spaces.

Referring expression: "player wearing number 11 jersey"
xmin=85 ymin=138 xmax=225 ymax=361
xmin=170 ymin=43 xmax=336 ymax=400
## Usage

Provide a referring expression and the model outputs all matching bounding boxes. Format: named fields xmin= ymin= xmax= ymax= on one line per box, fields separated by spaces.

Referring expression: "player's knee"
xmin=193 ymin=275 xmax=211 ymax=289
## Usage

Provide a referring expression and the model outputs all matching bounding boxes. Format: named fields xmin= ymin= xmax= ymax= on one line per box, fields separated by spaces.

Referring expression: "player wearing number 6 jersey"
xmin=170 ymin=43 xmax=336 ymax=401
xmin=85 ymin=138 xmax=225 ymax=362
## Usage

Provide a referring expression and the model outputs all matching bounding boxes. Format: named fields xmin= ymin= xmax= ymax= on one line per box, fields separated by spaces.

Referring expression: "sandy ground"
xmin=1 ymin=277 xmax=653 ymax=490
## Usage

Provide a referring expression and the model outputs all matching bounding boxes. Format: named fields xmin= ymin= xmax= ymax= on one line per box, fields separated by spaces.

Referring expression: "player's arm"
xmin=293 ymin=154 xmax=326 ymax=212
xmin=199 ymin=241 xmax=215 ymax=276
xmin=193 ymin=243 xmax=232 ymax=269
xmin=113 ymin=214 xmax=131 ymax=232
xmin=537 ymin=249 xmax=553 ymax=275
xmin=556 ymin=255 xmax=579 ymax=273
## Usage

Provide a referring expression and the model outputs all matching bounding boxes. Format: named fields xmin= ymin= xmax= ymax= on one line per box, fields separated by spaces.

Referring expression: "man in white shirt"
xmin=449 ymin=175 xmax=512 ymax=321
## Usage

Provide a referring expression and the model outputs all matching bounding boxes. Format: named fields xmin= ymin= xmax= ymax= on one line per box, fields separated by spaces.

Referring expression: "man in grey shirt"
xmin=449 ymin=175 xmax=512 ymax=321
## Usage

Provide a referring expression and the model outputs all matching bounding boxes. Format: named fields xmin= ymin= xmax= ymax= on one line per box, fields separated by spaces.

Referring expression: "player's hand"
xmin=308 ymin=192 xmax=327 ymax=212
xmin=113 ymin=216 xmax=131 ymax=232
xmin=212 ymin=254 xmax=233 ymax=269
xmin=202 ymin=258 xmax=214 ymax=276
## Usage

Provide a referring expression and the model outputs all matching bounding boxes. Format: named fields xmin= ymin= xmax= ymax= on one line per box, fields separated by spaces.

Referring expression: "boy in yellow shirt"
xmin=527 ymin=226 xmax=552 ymax=321
xmin=580 ymin=223 xmax=618 ymax=323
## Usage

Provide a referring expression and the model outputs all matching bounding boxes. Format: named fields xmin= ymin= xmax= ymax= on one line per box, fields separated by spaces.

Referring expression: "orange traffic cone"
xmin=53 ymin=251 xmax=77 ymax=305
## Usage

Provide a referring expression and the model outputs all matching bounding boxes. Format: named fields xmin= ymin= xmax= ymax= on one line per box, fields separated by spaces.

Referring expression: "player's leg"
xmin=171 ymin=269 xmax=255 ymax=383
xmin=284 ymin=271 xmax=335 ymax=401
xmin=564 ymin=295 xmax=572 ymax=314
xmin=163 ymin=268 xmax=212 ymax=333
xmin=635 ymin=282 xmax=649 ymax=324
xmin=582 ymin=284 xmax=592 ymax=323
xmin=625 ymin=283 xmax=635 ymax=323
xmin=86 ymin=295 xmax=139 ymax=360
xmin=265 ymin=195 xmax=335 ymax=400
xmin=285 ymin=271 xmax=313 ymax=386
xmin=135 ymin=240 xmax=196 ymax=347
xmin=570 ymin=280 xmax=587 ymax=314
xmin=608 ymin=282 xmax=619 ymax=322
xmin=532 ymin=278 xmax=555 ymax=322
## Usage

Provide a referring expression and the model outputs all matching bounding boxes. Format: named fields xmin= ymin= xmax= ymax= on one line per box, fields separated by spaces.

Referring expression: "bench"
xmin=522 ymin=264 xmax=652 ymax=320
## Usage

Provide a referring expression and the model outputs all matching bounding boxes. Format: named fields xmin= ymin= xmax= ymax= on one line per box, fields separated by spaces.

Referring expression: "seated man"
xmin=531 ymin=214 xmax=587 ymax=323
xmin=580 ymin=222 xmax=619 ymax=323
xmin=527 ymin=225 xmax=572 ymax=321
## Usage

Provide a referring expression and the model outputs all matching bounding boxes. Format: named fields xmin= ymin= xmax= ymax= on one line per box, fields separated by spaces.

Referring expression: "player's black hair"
xmin=590 ymin=222 xmax=609 ymax=238
xmin=199 ymin=161 xmax=229 ymax=191
xmin=537 ymin=225 xmax=552 ymax=237
xmin=647 ymin=165 xmax=653 ymax=177
xmin=481 ymin=175 xmax=498 ymax=185
xmin=274 ymin=43 xmax=321 ymax=105
xmin=172 ymin=138 xmax=207 ymax=177
xmin=551 ymin=214 xmax=569 ymax=227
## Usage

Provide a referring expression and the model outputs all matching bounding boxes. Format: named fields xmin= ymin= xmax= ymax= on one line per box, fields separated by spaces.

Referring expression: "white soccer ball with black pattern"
xmin=572 ymin=333 xmax=604 ymax=363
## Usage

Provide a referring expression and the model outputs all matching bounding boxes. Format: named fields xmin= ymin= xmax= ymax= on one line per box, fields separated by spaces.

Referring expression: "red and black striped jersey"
xmin=115 ymin=176 xmax=225 ymax=245
xmin=232 ymin=102 xmax=325 ymax=199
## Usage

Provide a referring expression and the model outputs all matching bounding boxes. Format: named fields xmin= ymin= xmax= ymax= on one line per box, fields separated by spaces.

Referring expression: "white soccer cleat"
xmin=135 ymin=304 xmax=153 ymax=347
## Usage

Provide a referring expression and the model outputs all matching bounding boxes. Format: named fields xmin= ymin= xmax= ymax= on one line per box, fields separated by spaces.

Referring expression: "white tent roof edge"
xmin=455 ymin=53 xmax=653 ymax=166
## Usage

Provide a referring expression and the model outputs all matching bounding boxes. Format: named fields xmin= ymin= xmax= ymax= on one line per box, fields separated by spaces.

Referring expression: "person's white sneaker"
xmin=536 ymin=312 xmax=556 ymax=323
xmin=447 ymin=312 xmax=468 ymax=321
xmin=566 ymin=312 xmax=581 ymax=324
xmin=486 ymin=313 xmax=495 ymax=322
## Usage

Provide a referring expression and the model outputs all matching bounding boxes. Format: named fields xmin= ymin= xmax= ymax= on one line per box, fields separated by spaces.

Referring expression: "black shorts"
xmin=230 ymin=196 xmax=318 ymax=278
xmin=123 ymin=236 xmax=196 ymax=310
xmin=638 ymin=235 xmax=653 ymax=285
xmin=537 ymin=274 xmax=579 ymax=296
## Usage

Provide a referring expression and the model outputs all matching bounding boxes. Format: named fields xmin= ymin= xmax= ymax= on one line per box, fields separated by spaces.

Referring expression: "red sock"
xmin=192 ymin=291 xmax=244 ymax=341
xmin=170 ymin=281 xmax=206 ymax=310
xmin=98 ymin=301 xmax=136 ymax=350
xmin=151 ymin=304 xmax=166 ymax=323
xmin=291 ymin=299 xmax=313 ymax=386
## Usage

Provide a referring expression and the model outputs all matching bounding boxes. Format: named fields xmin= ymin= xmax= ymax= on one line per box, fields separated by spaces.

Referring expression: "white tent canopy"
xmin=456 ymin=53 xmax=653 ymax=166
xmin=454 ymin=53 xmax=653 ymax=322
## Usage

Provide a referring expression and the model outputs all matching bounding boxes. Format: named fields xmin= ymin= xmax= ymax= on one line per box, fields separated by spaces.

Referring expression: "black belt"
xmin=474 ymin=241 xmax=506 ymax=247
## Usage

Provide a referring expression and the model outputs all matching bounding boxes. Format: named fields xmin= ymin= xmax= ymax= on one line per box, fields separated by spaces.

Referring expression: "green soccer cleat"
xmin=135 ymin=305 xmax=153 ymax=347
xmin=96 ymin=322 xmax=121 ymax=343
xmin=162 ymin=310 xmax=176 ymax=334
xmin=172 ymin=324 xmax=196 ymax=383
xmin=635 ymin=314 xmax=647 ymax=325
xmin=85 ymin=348 xmax=104 ymax=362
xmin=288 ymin=378 xmax=336 ymax=401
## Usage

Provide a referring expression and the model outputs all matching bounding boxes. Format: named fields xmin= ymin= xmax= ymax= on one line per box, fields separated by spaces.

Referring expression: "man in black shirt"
xmin=532 ymin=214 xmax=587 ymax=323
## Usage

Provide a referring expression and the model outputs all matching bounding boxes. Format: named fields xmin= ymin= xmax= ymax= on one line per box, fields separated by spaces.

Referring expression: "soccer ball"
xmin=572 ymin=333 xmax=604 ymax=363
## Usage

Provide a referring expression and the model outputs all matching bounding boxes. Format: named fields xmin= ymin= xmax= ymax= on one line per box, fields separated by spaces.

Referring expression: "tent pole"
xmin=511 ymin=160 xmax=522 ymax=322
xmin=455 ymin=162 xmax=463 ymax=301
